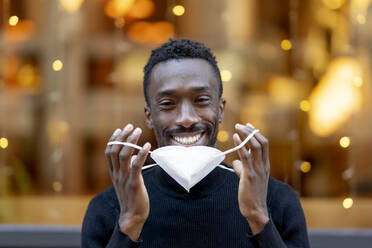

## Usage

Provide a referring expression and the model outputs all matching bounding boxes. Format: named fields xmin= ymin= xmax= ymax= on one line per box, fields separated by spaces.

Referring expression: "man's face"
xmin=145 ymin=58 xmax=225 ymax=148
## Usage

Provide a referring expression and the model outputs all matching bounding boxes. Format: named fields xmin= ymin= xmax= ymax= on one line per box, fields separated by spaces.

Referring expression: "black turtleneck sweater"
xmin=82 ymin=165 xmax=310 ymax=247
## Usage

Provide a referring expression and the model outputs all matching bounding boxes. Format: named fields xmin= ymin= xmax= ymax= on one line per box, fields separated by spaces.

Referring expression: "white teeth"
xmin=174 ymin=134 xmax=201 ymax=145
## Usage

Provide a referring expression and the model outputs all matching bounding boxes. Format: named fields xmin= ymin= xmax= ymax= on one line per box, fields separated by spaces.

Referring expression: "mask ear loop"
xmin=107 ymin=141 xmax=153 ymax=153
xmin=221 ymin=129 xmax=259 ymax=156
xmin=107 ymin=141 xmax=156 ymax=170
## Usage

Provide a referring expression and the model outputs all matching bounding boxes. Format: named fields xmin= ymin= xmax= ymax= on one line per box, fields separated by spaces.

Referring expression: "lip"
xmin=170 ymin=131 xmax=206 ymax=146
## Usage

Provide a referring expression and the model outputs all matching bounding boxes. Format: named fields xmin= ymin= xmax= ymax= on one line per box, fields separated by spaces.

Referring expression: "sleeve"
xmin=81 ymin=195 xmax=143 ymax=248
xmin=246 ymin=184 xmax=310 ymax=248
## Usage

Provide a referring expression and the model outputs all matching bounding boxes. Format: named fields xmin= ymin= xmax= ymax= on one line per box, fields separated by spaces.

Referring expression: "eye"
xmin=195 ymin=96 xmax=210 ymax=105
xmin=158 ymin=99 xmax=175 ymax=109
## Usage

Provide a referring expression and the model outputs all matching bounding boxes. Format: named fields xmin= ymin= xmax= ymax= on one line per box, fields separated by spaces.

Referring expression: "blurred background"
xmin=0 ymin=0 xmax=372 ymax=236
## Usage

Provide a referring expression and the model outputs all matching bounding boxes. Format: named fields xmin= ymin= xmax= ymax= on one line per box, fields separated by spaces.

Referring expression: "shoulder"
xmin=267 ymin=177 xmax=306 ymax=229
xmin=268 ymin=177 xmax=298 ymax=202
xmin=268 ymin=177 xmax=300 ymax=210
xmin=88 ymin=186 xmax=119 ymax=217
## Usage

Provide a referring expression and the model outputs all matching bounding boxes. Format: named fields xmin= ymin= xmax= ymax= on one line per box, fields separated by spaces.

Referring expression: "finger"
xmin=245 ymin=123 xmax=269 ymax=165
xmin=131 ymin=142 xmax=151 ymax=177
xmin=110 ymin=124 xmax=134 ymax=172
xmin=253 ymin=132 xmax=269 ymax=163
xmin=235 ymin=124 xmax=262 ymax=169
xmin=119 ymin=127 xmax=142 ymax=176
xmin=232 ymin=159 xmax=243 ymax=178
xmin=105 ymin=128 xmax=121 ymax=176
xmin=233 ymin=133 xmax=253 ymax=171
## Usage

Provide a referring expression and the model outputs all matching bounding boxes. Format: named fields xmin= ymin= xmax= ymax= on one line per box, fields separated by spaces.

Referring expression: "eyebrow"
xmin=156 ymin=86 xmax=210 ymax=97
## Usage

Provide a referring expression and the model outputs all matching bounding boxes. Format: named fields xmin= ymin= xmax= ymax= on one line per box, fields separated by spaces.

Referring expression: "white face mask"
xmin=108 ymin=129 xmax=259 ymax=192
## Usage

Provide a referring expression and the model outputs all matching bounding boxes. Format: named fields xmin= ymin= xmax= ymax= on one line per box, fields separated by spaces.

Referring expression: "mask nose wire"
xmin=107 ymin=141 xmax=153 ymax=153
xmin=221 ymin=129 xmax=259 ymax=156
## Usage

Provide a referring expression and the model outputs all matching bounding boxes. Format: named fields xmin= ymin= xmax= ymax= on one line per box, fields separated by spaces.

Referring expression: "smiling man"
xmin=82 ymin=39 xmax=310 ymax=247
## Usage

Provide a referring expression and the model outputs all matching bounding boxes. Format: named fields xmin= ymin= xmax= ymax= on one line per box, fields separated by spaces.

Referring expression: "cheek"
xmin=197 ymin=108 xmax=220 ymax=128
xmin=151 ymin=111 xmax=174 ymax=129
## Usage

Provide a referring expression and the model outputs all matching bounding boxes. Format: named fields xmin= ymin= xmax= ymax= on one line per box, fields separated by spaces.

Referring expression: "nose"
xmin=175 ymin=101 xmax=200 ymax=128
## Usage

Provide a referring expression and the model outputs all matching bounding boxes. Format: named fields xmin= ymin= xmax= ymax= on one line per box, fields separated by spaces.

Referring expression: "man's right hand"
xmin=105 ymin=124 xmax=151 ymax=241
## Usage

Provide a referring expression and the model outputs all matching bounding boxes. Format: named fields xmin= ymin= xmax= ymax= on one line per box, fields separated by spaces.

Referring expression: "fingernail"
xmin=235 ymin=123 xmax=244 ymax=129
xmin=246 ymin=123 xmax=254 ymax=128
xmin=113 ymin=128 xmax=121 ymax=135
xmin=124 ymin=124 xmax=133 ymax=131
xmin=143 ymin=142 xmax=151 ymax=150
xmin=133 ymin=127 xmax=142 ymax=135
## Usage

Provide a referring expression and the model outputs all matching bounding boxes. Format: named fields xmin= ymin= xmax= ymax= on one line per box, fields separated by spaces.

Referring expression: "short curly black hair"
xmin=143 ymin=39 xmax=222 ymax=104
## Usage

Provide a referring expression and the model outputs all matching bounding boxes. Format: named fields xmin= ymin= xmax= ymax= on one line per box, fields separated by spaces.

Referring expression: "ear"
xmin=144 ymin=105 xmax=153 ymax=129
xmin=218 ymin=98 xmax=226 ymax=123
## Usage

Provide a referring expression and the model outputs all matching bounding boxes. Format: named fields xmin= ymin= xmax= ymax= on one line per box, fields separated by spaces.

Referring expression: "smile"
xmin=173 ymin=133 xmax=202 ymax=145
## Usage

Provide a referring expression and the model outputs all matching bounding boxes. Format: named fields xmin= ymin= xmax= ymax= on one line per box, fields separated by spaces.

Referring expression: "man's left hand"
xmin=232 ymin=123 xmax=270 ymax=234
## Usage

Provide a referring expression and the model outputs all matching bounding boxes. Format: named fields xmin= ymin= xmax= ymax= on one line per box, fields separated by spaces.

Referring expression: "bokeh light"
xmin=300 ymin=100 xmax=311 ymax=112
xmin=8 ymin=16 xmax=19 ymax=26
xmin=309 ymin=57 xmax=362 ymax=136
xmin=52 ymin=181 xmax=63 ymax=192
xmin=339 ymin=136 xmax=351 ymax=148
xmin=0 ymin=137 xmax=8 ymax=149
xmin=127 ymin=21 xmax=174 ymax=44
xmin=217 ymin=130 xmax=229 ymax=143
xmin=352 ymin=76 xmax=363 ymax=87
xmin=104 ymin=0 xmax=135 ymax=19
xmin=172 ymin=5 xmax=185 ymax=16
xmin=52 ymin=60 xmax=63 ymax=71
xmin=281 ymin=39 xmax=292 ymax=51
xmin=300 ymin=161 xmax=312 ymax=173
xmin=322 ymin=0 xmax=346 ymax=10
xmin=356 ymin=14 xmax=366 ymax=24
xmin=59 ymin=0 xmax=84 ymax=13
xmin=342 ymin=197 xmax=353 ymax=209
xmin=128 ymin=0 xmax=154 ymax=19
xmin=114 ymin=17 xmax=125 ymax=28
xmin=221 ymin=70 xmax=232 ymax=82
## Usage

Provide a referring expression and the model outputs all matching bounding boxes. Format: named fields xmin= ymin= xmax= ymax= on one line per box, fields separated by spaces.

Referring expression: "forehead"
xmin=148 ymin=58 xmax=219 ymax=99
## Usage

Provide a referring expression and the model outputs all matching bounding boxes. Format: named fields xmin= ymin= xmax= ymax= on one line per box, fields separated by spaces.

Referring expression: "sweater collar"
xmin=151 ymin=164 xmax=228 ymax=198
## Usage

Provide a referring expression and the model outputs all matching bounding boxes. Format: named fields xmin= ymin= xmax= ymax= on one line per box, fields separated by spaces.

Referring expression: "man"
xmin=82 ymin=39 xmax=310 ymax=247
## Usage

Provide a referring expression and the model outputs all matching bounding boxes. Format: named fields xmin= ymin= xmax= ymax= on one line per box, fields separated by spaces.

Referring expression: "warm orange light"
xmin=59 ymin=0 xmax=84 ymax=13
xmin=128 ymin=0 xmax=154 ymax=19
xmin=17 ymin=64 xmax=38 ymax=87
xmin=217 ymin=130 xmax=229 ymax=143
xmin=281 ymin=39 xmax=292 ymax=51
xmin=300 ymin=100 xmax=311 ymax=112
xmin=300 ymin=161 xmax=311 ymax=173
xmin=127 ymin=21 xmax=174 ymax=44
xmin=322 ymin=0 xmax=346 ymax=9
xmin=104 ymin=0 xmax=135 ymax=19
xmin=309 ymin=57 xmax=362 ymax=136
xmin=4 ymin=20 xmax=36 ymax=42
xmin=352 ymin=76 xmax=363 ymax=87
xmin=114 ymin=17 xmax=125 ymax=28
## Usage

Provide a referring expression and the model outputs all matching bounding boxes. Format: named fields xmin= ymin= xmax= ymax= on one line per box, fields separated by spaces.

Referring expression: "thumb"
xmin=232 ymin=160 xmax=243 ymax=178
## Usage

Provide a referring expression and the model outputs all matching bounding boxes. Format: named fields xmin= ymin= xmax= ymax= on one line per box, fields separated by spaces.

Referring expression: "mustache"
xmin=165 ymin=124 xmax=208 ymax=136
